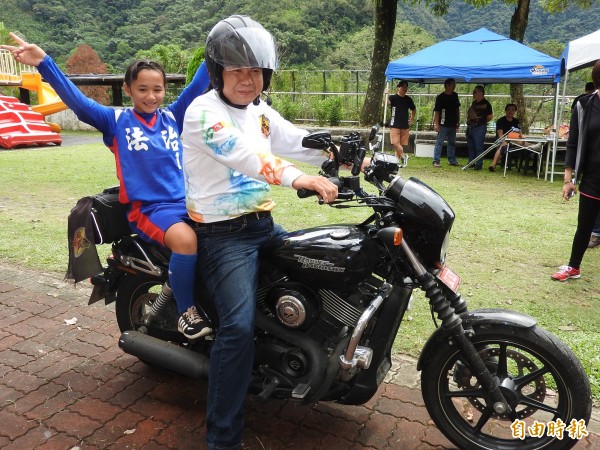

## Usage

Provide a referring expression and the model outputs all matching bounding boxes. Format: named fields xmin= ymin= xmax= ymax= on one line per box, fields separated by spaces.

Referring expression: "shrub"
xmin=315 ymin=96 xmax=343 ymax=126
xmin=273 ymin=96 xmax=301 ymax=122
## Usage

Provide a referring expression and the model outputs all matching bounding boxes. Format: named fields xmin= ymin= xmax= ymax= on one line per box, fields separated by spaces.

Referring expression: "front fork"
xmin=401 ymin=240 xmax=512 ymax=416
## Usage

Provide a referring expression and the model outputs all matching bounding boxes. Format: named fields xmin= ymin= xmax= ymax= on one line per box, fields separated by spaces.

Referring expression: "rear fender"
xmin=416 ymin=308 xmax=537 ymax=371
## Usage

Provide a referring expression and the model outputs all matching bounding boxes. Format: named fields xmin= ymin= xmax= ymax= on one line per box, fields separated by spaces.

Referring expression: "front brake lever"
xmin=319 ymin=189 xmax=354 ymax=205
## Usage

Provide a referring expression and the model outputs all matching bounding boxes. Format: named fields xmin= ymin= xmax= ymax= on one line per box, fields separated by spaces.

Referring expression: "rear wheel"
xmin=421 ymin=324 xmax=592 ymax=450
xmin=115 ymin=274 xmax=183 ymax=343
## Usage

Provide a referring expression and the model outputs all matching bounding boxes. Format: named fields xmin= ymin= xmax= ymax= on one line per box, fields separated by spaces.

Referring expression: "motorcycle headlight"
xmin=386 ymin=177 xmax=455 ymax=265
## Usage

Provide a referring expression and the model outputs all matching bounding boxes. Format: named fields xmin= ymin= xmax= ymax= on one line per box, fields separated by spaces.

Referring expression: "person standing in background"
xmin=552 ymin=61 xmax=600 ymax=281
xmin=387 ymin=80 xmax=416 ymax=167
xmin=432 ymin=78 xmax=460 ymax=167
xmin=466 ymin=85 xmax=493 ymax=171
xmin=572 ymin=81 xmax=595 ymax=111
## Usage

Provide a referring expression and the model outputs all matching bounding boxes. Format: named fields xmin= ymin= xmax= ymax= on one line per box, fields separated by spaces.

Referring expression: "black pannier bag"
xmin=90 ymin=186 xmax=131 ymax=244
xmin=66 ymin=187 xmax=131 ymax=283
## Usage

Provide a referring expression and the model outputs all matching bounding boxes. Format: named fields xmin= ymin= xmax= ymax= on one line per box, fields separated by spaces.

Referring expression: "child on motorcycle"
xmin=181 ymin=15 xmax=338 ymax=449
xmin=2 ymin=33 xmax=212 ymax=340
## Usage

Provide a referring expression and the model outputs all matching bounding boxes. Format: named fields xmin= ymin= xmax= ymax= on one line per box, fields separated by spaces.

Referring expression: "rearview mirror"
xmin=369 ymin=125 xmax=379 ymax=142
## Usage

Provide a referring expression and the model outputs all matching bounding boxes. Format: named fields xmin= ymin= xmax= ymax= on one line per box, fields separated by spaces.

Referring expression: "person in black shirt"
xmin=552 ymin=61 xmax=600 ymax=281
xmin=489 ymin=103 xmax=520 ymax=172
xmin=432 ymin=78 xmax=461 ymax=167
xmin=466 ymin=85 xmax=493 ymax=170
xmin=571 ymin=81 xmax=595 ymax=111
xmin=387 ymin=80 xmax=416 ymax=167
xmin=572 ymin=82 xmax=600 ymax=248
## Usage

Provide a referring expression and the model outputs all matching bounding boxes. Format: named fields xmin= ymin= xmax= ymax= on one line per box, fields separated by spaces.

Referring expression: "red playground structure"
xmin=0 ymin=95 xmax=62 ymax=148
xmin=1 ymin=49 xmax=63 ymax=149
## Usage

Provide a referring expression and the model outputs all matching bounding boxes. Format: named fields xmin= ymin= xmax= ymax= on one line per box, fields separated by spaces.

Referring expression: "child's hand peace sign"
xmin=0 ymin=32 xmax=46 ymax=67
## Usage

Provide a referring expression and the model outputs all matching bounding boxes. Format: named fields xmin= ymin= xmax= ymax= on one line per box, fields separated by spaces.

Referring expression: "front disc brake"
xmin=452 ymin=347 xmax=547 ymax=419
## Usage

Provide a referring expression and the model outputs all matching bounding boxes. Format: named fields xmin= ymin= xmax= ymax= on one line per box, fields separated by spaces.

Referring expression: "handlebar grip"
xmin=297 ymin=177 xmax=342 ymax=199
xmin=351 ymin=148 xmax=366 ymax=176
xmin=297 ymin=188 xmax=317 ymax=198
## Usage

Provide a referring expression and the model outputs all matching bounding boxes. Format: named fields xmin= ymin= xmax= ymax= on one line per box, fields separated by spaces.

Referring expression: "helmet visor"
xmin=207 ymin=28 xmax=278 ymax=71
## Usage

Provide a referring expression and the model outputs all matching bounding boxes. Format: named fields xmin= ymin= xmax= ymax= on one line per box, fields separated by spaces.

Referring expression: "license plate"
xmin=437 ymin=265 xmax=461 ymax=292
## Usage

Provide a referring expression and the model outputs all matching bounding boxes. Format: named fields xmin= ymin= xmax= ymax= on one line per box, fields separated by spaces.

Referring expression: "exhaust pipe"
xmin=119 ymin=330 xmax=209 ymax=379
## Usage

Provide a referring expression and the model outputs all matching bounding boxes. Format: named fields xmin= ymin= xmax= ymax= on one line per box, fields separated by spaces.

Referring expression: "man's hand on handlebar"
xmin=293 ymin=175 xmax=339 ymax=203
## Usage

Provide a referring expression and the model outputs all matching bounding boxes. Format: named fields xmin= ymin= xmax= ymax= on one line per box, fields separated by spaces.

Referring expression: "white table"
xmin=503 ymin=137 xmax=547 ymax=179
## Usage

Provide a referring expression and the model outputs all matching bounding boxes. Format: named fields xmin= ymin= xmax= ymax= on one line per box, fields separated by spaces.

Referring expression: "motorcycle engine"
xmin=266 ymin=283 xmax=319 ymax=330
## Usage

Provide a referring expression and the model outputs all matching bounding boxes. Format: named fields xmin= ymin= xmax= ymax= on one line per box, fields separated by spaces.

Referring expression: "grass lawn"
xmin=1 ymin=131 xmax=599 ymax=402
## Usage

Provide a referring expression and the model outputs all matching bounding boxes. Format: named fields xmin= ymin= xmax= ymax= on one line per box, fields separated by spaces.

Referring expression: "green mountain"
xmin=4 ymin=0 xmax=600 ymax=71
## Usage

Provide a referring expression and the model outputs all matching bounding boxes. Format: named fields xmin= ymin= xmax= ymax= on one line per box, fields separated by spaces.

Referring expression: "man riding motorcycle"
xmin=181 ymin=15 xmax=338 ymax=449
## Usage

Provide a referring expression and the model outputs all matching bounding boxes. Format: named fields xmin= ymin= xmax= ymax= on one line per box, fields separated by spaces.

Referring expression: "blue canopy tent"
xmin=384 ymin=28 xmax=563 ymax=177
xmin=385 ymin=28 xmax=562 ymax=84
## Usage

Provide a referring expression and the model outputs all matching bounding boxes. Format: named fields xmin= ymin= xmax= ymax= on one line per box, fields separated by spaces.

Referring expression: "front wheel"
xmin=421 ymin=324 xmax=592 ymax=450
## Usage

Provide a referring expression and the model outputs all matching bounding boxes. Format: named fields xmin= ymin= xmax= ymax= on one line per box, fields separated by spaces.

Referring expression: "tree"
xmin=136 ymin=44 xmax=189 ymax=75
xmin=360 ymin=0 xmax=398 ymax=125
xmin=66 ymin=44 xmax=110 ymax=105
xmin=186 ymin=47 xmax=205 ymax=85
xmin=325 ymin=23 xmax=435 ymax=70
xmin=0 ymin=22 xmax=10 ymax=45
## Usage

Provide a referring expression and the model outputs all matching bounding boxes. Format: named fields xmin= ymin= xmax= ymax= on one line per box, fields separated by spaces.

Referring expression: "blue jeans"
xmin=592 ymin=211 xmax=600 ymax=236
xmin=193 ymin=213 xmax=286 ymax=449
xmin=433 ymin=126 xmax=457 ymax=164
xmin=466 ymin=125 xmax=487 ymax=169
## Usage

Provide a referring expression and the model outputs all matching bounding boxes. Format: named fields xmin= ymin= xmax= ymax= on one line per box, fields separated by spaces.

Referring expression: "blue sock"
xmin=169 ymin=252 xmax=197 ymax=314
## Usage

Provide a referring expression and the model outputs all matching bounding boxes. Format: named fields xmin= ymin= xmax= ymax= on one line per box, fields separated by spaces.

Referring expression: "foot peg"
xmin=291 ymin=383 xmax=310 ymax=400
xmin=256 ymin=377 xmax=280 ymax=403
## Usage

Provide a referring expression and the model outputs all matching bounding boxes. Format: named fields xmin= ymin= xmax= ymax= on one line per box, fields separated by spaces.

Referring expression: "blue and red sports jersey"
xmin=37 ymin=55 xmax=210 ymax=204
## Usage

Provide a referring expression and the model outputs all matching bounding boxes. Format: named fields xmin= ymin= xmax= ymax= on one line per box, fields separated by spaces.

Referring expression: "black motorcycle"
xmin=83 ymin=126 xmax=591 ymax=450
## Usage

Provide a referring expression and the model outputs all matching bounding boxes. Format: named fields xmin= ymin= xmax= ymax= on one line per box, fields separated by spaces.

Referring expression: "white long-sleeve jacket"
xmin=182 ymin=90 xmax=327 ymax=223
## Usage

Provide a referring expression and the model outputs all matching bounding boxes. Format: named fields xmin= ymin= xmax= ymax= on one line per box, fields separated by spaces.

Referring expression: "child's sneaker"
xmin=551 ymin=265 xmax=580 ymax=282
xmin=401 ymin=155 xmax=409 ymax=168
xmin=178 ymin=306 xmax=212 ymax=339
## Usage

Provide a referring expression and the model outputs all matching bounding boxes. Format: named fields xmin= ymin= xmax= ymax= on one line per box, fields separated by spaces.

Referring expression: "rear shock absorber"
xmin=144 ymin=281 xmax=173 ymax=326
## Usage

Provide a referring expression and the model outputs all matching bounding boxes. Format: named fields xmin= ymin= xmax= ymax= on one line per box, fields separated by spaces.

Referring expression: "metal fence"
xmin=266 ymin=69 xmax=573 ymax=129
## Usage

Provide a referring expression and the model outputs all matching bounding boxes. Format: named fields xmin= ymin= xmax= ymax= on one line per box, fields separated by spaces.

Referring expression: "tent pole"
xmin=382 ymin=78 xmax=389 ymax=151
xmin=557 ymin=71 xmax=569 ymax=130
xmin=414 ymin=87 xmax=422 ymax=143
xmin=549 ymin=81 xmax=561 ymax=182
xmin=546 ymin=72 xmax=568 ymax=181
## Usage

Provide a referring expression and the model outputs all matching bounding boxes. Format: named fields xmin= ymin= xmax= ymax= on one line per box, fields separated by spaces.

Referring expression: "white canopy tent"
xmin=550 ymin=30 xmax=600 ymax=181
xmin=561 ymin=29 xmax=600 ymax=72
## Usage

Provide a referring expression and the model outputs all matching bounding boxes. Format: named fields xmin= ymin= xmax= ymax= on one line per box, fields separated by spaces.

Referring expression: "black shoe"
xmin=178 ymin=306 xmax=213 ymax=339
xmin=588 ymin=235 xmax=600 ymax=249
xmin=474 ymin=166 xmax=482 ymax=171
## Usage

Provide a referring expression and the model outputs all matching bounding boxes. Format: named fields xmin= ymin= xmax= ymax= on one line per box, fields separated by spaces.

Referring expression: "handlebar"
xmin=298 ymin=125 xmax=398 ymax=202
